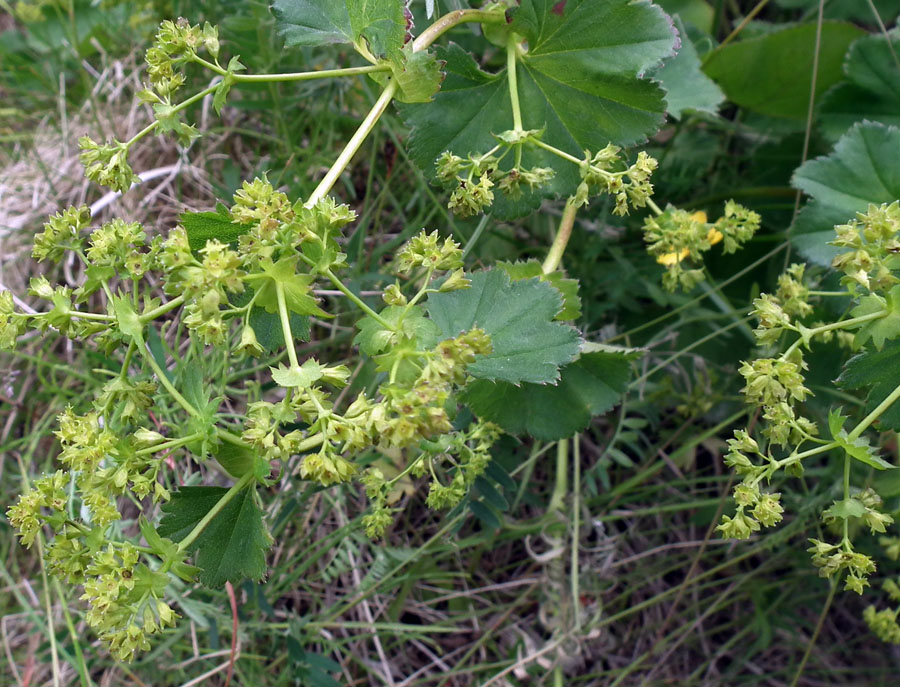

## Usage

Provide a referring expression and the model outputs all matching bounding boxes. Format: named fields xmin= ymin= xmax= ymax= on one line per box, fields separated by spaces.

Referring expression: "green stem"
xmin=322 ymin=268 xmax=394 ymax=330
xmin=842 ymin=451 xmax=851 ymax=545
xmin=135 ymin=341 xmax=199 ymax=418
xmin=139 ymin=294 xmax=185 ymax=323
xmin=192 ymin=55 xmax=390 ymax=83
xmin=69 ymin=310 xmax=114 ymax=321
xmin=303 ymin=7 xmax=506 ymax=207
xmin=847 ymin=377 xmax=900 ymax=441
xmin=781 ymin=309 xmax=888 ymax=360
xmin=125 ymin=84 xmax=219 ymax=148
xmin=275 ymin=282 xmax=300 ymax=369
xmin=135 ymin=432 xmax=204 ymax=456
xmin=547 ymin=439 xmax=568 ymax=514
xmin=542 ymin=198 xmax=578 ymax=274
xmin=646 ymin=198 xmax=664 ymax=216
xmin=175 ymin=472 xmax=254 ymax=554
xmin=531 ymin=137 xmax=582 ymax=166
xmin=506 ymin=33 xmax=523 ymax=132
xmin=306 ymin=80 xmax=399 ymax=207
xmin=411 ymin=9 xmax=506 ymax=52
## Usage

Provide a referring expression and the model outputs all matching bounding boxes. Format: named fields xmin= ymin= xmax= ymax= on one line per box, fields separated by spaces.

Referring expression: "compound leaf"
xmin=790 ymin=122 xmax=900 ymax=265
xmin=159 ymin=485 xmax=271 ymax=588
xmin=426 ymin=269 xmax=581 ymax=384
xmin=462 ymin=344 xmax=639 ymax=440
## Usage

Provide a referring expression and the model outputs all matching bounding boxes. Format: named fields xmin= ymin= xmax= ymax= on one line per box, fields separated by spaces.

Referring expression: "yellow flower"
xmin=656 ymin=211 xmax=720 ymax=265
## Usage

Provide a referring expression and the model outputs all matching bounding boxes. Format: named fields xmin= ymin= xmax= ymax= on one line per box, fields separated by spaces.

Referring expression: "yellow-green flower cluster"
xmin=831 ymin=201 xmax=900 ymax=293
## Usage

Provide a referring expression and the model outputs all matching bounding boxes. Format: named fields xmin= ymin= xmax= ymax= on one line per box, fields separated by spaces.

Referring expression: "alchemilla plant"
xmin=5 ymin=0 xmax=900 ymax=664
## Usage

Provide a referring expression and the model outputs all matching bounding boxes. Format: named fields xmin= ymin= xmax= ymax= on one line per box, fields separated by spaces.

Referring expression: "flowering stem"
xmin=275 ymin=282 xmax=300 ymax=369
xmin=842 ymin=452 xmax=851 ymax=546
xmin=305 ymin=80 xmax=399 ymax=208
xmin=135 ymin=432 xmax=204 ymax=456
xmin=411 ymin=9 xmax=506 ymax=52
xmin=542 ymin=197 xmax=578 ymax=274
xmin=646 ymin=198 xmax=664 ymax=216
xmin=322 ymin=268 xmax=394 ymax=330
xmin=136 ymin=341 xmax=200 ymax=418
xmin=192 ymin=54 xmax=391 ymax=82
xmin=781 ymin=309 xmax=888 ymax=360
xmin=139 ymin=294 xmax=185 ymax=323
xmin=125 ymin=83 xmax=219 ymax=149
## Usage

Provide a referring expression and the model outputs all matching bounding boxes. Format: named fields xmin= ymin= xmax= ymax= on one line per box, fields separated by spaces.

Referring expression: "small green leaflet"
xmin=425 ymin=269 xmax=581 ymax=385
xmin=836 ymin=339 xmax=900 ymax=431
xmin=180 ymin=204 xmax=248 ymax=252
xmin=401 ymin=0 xmax=676 ymax=217
xmin=244 ymin=256 xmax=331 ymax=318
xmin=823 ymin=497 xmax=867 ymax=521
xmin=828 ymin=408 xmax=897 ymax=470
xmin=158 ymin=485 xmax=272 ymax=588
xmin=111 ymin=294 xmax=144 ymax=344
xmin=496 ymin=259 xmax=581 ymax=321
xmin=849 ymin=286 xmax=900 ymax=351
xmin=702 ymin=21 xmax=862 ymax=120
xmin=651 ymin=15 xmax=724 ymax=120
xmin=271 ymin=359 xmax=324 ymax=388
xmin=462 ymin=344 xmax=640 ymax=440
xmin=790 ymin=122 xmax=900 ymax=266
xmin=820 ymin=30 xmax=900 ymax=141
xmin=354 ymin=305 xmax=441 ymax=355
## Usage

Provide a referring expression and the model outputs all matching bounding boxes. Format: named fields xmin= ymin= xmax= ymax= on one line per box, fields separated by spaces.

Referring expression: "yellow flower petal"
xmin=690 ymin=210 xmax=708 ymax=223
xmin=657 ymin=247 xmax=690 ymax=266
xmin=707 ymin=227 xmax=724 ymax=246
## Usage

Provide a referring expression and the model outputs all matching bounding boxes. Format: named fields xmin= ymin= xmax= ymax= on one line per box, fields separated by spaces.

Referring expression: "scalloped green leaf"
xmin=702 ymin=21 xmax=863 ymax=120
xmin=158 ymin=485 xmax=271 ymax=588
xmin=401 ymin=0 xmax=676 ymax=218
xmin=272 ymin=0 xmax=408 ymax=59
xmin=791 ymin=122 xmax=900 ymax=265
xmin=836 ymin=339 xmax=900 ymax=432
xmin=425 ymin=270 xmax=581 ymax=384
xmin=651 ymin=15 xmax=724 ymax=120
xmin=497 ymin=259 xmax=581 ymax=321
xmin=462 ymin=344 xmax=639 ymax=440
xmin=820 ymin=30 xmax=900 ymax=141
xmin=244 ymin=256 xmax=331 ymax=318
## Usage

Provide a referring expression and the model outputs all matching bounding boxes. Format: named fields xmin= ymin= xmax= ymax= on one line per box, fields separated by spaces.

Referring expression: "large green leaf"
xmin=496 ymin=259 xmax=581 ymax=321
xmin=790 ymin=122 xmax=900 ymax=265
xmin=462 ymin=345 xmax=639 ymax=440
xmin=425 ymin=270 xmax=581 ymax=384
xmin=836 ymin=339 xmax=900 ymax=431
xmin=158 ymin=485 xmax=271 ymax=588
xmin=702 ymin=21 xmax=863 ymax=120
xmin=820 ymin=30 xmax=900 ymax=141
xmin=401 ymin=0 xmax=676 ymax=216
xmin=651 ymin=15 xmax=724 ymax=120
xmin=272 ymin=0 xmax=407 ymax=58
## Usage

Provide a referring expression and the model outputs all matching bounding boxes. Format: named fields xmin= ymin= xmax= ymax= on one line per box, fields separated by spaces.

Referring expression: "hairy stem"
xmin=136 ymin=341 xmax=199 ymax=418
xmin=322 ymin=268 xmax=394 ymax=330
xmin=411 ymin=8 xmax=506 ymax=52
xmin=275 ymin=282 xmax=300 ymax=369
xmin=139 ymin=294 xmax=186 ymax=322
xmin=506 ymin=33 xmax=523 ymax=131
xmin=193 ymin=54 xmax=391 ymax=83
xmin=306 ymin=80 xmax=399 ymax=207
xmin=125 ymin=83 xmax=219 ymax=148
xmin=542 ymin=198 xmax=578 ymax=274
